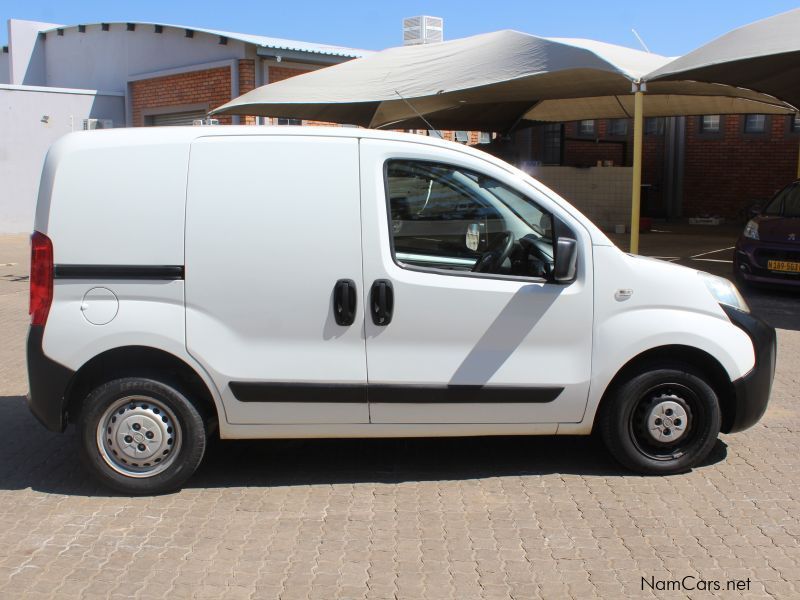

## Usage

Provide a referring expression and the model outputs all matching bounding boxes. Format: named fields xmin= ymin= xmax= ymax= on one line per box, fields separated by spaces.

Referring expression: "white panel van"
xmin=27 ymin=127 xmax=776 ymax=494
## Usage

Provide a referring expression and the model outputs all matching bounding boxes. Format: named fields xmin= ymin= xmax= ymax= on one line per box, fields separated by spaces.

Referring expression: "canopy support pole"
xmin=797 ymin=135 xmax=800 ymax=179
xmin=630 ymin=86 xmax=645 ymax=254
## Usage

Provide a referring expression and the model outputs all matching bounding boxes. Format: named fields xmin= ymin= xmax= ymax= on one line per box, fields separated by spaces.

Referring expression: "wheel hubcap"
xmin=646 ymin=399 xmax=689 ymax=443
xmin=96 ymin=396 xmax=182 ymax=478
xmin=629 ymin=382 xmax=701 ymax=461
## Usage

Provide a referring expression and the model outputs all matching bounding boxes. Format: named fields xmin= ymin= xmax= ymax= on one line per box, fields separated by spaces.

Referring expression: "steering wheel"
xmin=472 ymin=230 xmax=515 ymax=273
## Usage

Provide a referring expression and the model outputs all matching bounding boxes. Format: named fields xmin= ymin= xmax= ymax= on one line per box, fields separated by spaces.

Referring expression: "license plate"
xmin=767 ymin=260 xmax=800 ymax=273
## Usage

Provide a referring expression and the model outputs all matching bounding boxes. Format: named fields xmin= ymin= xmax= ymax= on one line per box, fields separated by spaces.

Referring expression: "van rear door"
xmin=185 ymin=135 xmax=368 ymax=424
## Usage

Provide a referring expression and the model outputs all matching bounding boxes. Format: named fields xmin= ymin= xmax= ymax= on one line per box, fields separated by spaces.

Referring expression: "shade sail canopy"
xmin=647 ymin=8 xmax=800 ymax=111
xmin=212 ymin=29 xmax=794 ymax=129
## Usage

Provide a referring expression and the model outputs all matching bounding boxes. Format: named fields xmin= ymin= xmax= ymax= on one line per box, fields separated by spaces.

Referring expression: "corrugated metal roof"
xmin=40 ymin=22 xmax=372 ymax=58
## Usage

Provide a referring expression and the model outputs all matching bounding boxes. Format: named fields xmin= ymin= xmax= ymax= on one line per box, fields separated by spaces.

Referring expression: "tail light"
xmin=30 ymin=231 xmax=53 ymax=326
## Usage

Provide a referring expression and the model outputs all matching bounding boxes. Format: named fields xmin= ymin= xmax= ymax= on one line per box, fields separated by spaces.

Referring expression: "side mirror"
xmin=554 ymin=238 xmax=578 ymax=283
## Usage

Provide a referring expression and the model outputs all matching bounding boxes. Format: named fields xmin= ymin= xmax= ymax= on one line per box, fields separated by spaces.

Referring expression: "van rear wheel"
xmin=600 ymin=366 xmax=721 ymax=474
xmin=79 ymin=378 xmax=207 ymax=495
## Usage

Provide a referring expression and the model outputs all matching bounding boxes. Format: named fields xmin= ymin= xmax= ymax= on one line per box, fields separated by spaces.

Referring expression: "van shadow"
xmin=450 ymin=284 xmax=560 ymax=385
xmin=0 ymin=396 xmax=728 ymax=497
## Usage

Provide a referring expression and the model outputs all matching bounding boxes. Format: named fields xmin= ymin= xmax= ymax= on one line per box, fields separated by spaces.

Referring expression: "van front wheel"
xmin=78 ymin=378 xmax=207 ymax=494
xmin=600 ymin=366 xmax=721 ymax=474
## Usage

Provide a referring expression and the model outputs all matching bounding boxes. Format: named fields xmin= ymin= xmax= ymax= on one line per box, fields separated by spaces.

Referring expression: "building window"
xmin=744 ymin=114 xmax=767 ymax=133
xmin=578 ymin=120 xmax=595 ymax=136
xmin=277 ymin=118 xmax=302 ymax=126
xmin=645 ymin=117 xmax=665 ymax=135
xmin=608 ymin=119 xmax=628 ymax=136
xmin=542 ymin=123 xmax=563 ymax=165
xmin=699 ymin=115 xmax=721 ymax=133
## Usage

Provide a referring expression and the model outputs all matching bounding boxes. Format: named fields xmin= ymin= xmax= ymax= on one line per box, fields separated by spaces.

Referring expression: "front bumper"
xmin=26 ymin=325 xmax=75 ymax=432
xmin=721 ymin=306 xmax=777 ymax=433
xmin=734 ymin=239 xmax=800 ymax=288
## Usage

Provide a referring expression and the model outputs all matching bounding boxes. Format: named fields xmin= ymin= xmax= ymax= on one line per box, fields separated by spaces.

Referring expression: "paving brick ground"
xmin=0 ymin=231 xmax=798 ymax=599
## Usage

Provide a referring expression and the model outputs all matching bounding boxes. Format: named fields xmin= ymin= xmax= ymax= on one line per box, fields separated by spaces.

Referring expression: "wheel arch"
xmin=593 ymin=344 xmax=737 ymax=433
xmin=65 ymin=346 xmax=221 ymax=428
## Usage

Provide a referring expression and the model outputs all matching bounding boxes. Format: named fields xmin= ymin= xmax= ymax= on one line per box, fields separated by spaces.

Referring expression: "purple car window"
xmin=764 ymin=183 xmax=800 ymax=217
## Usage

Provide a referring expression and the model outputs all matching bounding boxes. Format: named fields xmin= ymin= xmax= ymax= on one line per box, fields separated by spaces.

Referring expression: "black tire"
xmin=600 ymin=365 xmax=721 ymax=474
xmin=78 ymin=377 xmax=207 ymax=495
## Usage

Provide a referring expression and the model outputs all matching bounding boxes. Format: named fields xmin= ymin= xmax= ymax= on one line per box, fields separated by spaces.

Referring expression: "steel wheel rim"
xmin=629 ymin=383 xmax=701 ymax=461
xmin=96 ymin=395 xmax=182 ymax=478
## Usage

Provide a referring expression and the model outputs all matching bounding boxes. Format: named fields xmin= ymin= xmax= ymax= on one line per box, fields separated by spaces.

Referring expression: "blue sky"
xmin=2 ymin=0 xmax=799 ymax=55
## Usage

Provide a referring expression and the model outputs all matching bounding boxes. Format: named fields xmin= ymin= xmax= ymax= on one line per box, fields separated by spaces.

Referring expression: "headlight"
xmin=743 ymin=219 xmax=759 ymax=240
xmin=700 ymin=273 xmax=750 ymax=313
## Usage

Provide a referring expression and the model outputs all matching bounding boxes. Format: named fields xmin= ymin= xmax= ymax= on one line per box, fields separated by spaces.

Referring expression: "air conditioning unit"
xmin=403 ymin=16 xmax=443 ymax=46
xmin=83 ymin=118 xmax=114 ymax=130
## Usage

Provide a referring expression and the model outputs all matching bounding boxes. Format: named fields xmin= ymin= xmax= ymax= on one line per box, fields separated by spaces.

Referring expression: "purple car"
xmin=734 ymin=180 xmax=800 ymax=288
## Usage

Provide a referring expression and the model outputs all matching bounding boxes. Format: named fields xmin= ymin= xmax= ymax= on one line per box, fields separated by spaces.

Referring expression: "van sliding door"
xmin=185 ymin=136 xmax=368 ymax=424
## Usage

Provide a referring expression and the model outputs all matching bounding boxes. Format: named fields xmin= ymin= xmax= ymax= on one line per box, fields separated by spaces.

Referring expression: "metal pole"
xmin=630 ymin=89 xmax=644 ymax=254
xmin=797 ymin=137 xmax=800 ymax=179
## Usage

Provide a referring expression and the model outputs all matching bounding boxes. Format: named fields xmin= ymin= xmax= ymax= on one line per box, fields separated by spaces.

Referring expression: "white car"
xmin=27 ymin=127 xmax=775 ymax=494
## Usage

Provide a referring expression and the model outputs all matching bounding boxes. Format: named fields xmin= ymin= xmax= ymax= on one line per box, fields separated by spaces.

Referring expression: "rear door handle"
xmin=370 ymin=279 xmax=394 ymax=326
xmin=333 ymin=279 xmax=357 ymax=326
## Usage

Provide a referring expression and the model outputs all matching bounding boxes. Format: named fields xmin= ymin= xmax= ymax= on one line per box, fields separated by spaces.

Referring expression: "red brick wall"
xmin=527 ymin=117 xmax=800 ymax=219
xmin=131 ymin=61 xmax=260 ymax=126
xmin=682 ymin=114 xmax=798 ymax=217
xmin=268 ymin=66 xmax=312 ymax=83
xmin=236 ymin=59 xmax=256 ymax=125
xmin=267 ymin=66 xmax=318 ymax=125
xmin=131 ymin=66 xmax=233 ymax=126
xmin=562 ymin=121 xmax=628 ymax=167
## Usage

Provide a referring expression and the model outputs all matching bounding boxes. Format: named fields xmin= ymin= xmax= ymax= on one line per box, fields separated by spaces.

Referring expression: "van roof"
xmin=43 ymin=125 xmax=612 ymax=247
xmin=53 ymin=125 xmax=508 ymax=168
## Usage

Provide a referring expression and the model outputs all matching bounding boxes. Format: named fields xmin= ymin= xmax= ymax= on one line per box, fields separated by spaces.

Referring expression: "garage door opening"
xmin=144 ymin=110 xmax=207 ymax=126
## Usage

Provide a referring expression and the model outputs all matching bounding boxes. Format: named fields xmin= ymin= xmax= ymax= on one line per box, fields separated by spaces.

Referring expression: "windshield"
xmin=764 ymin=182 xmax=800 ymax=217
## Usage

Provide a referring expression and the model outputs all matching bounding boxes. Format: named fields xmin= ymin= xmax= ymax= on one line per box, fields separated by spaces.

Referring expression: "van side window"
xmin=385 ymin=160 xmax=555 ymax=279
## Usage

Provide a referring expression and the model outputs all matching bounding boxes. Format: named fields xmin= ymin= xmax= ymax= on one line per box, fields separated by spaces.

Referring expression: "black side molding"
xmin=370 ymin=384 xmax=562 ymax=404
xmin=230 ymin=382 xmax=563 ymax=404
xmin=230 ymin=382 xmax=367 ymax=403
xmin=54 ymin=265 xmax=184 ymax=280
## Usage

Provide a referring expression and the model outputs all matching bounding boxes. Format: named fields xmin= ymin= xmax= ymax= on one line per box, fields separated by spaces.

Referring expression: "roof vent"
xmin=403 ymin=16 xmax=443 ymax=46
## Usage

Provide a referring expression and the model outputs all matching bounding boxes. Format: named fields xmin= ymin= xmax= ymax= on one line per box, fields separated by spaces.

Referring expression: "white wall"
xmin=0 ymin=85 xmax=125 ymax=233
xmin=42 ymin=24 xmax=247 ymax=92
xmin=8 ymin=19 xmax=58 ymax=85
xmin=529 ymin=166 xmax=632 ymax=230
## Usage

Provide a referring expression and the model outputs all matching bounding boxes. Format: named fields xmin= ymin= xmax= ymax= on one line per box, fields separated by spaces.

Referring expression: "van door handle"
xmin=333 ymin=279 xmax=357 ymax=326
xmin=370 ymin=279 xmax=394 ymax=326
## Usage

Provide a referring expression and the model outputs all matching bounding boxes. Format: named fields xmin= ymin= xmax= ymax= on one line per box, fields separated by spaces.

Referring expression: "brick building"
xmin=0 ymin=19 xmax=369 ymax=231
xmin=523 ymin=113 xmax=800 ymax=221
xmin=1 ymin=19 xmax=369 ymax=127
xmin=2 ymin=17 xmax=799 ymax=232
